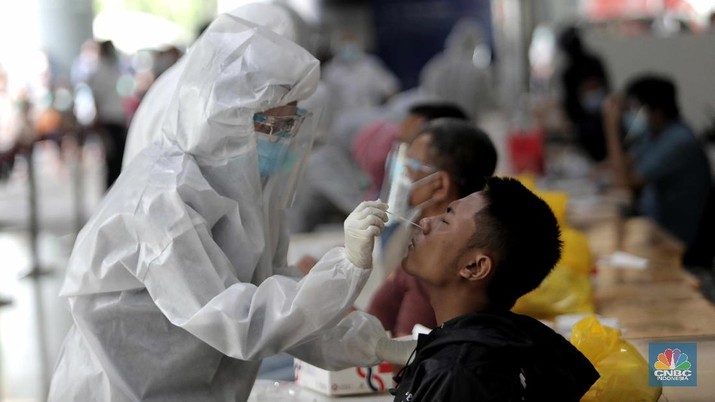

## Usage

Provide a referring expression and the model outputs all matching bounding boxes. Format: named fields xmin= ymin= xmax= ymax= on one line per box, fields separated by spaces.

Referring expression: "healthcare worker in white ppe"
xmin=48 ymin=6 xmax=414 ymax=401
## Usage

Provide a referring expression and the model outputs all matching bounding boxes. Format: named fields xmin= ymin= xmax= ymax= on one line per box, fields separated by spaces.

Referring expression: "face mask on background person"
xmin=580 ymin=88 xmax=607 ymax=114
xmin=622 ymin=107 xmax=648 ymax=143
xmin=385 ymin=160 xmax=440 ymax=222
xmin=337 ymin=43 xmax=361 ymax=63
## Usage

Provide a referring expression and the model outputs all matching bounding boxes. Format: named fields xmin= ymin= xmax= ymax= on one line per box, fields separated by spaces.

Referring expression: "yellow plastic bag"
xmin=570 ymin=316 xmax=662 ymax=402
xmin=560 ymin=227 xmax=594 ymax=275
xmin=513 ymin=173 xmax=538 ymax=192
xmin=535 ymin=190 xmax=594 ymax=275
xmin=512 ymin=264 xmax=594 ymax=320
xmin=535 ymin=190 xmax=569 ymax=228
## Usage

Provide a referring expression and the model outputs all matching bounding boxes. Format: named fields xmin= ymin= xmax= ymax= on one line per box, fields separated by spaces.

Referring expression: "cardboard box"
xmin=294 ymin=359 xmax=394 ymax=396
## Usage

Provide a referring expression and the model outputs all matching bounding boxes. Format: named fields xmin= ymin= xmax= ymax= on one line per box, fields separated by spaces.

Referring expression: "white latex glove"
xmin=344 ymin=200 xmax=389 ymax=269
xmin=376 ymin=337 xmax=418 ymax=366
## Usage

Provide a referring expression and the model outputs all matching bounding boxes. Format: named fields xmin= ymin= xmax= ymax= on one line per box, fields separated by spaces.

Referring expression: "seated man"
xmin=603 ymin=74 xmax=712 ymax=265
xmin=392 ymin=177 xmax=599 ymax=401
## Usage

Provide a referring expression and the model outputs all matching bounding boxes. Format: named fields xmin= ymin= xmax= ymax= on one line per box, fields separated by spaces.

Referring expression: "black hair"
xmin=625 ymin=74 xmax=680 ymax=120
xmin=408 ymin=102 xmax=468 ymax=122
xmin=417 ymin=118 xmax=497 ymax=196
xmin=99 ymin=40 xmax=117 ymax=61
xmin=470 ymin=177 xmax=562 ymax=310
xmin=557 ymin=25 xmax=584 ymax=57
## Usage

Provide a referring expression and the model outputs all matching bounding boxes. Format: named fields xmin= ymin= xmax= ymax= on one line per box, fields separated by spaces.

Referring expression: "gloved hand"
xmin=344 ymin=200 xmax=389 ymax=269
xmin=376 ymin=337 xmax=418 ymax=366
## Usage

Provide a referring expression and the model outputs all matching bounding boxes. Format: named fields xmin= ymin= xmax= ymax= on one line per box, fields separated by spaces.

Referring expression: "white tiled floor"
xmin=0 ymin=140 xmax=105 ymax=402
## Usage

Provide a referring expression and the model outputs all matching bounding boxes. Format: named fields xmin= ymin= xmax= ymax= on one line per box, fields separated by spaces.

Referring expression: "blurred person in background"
xmin=287 ymin=101 xmax=468 ymax=234
xmin=419 ymin=17 xmax=494 ymax=122
xmin=0 ymin=65 xmax=21 ymax=180
xmin=70 ymin=39 xmax=99 ymax=88
xmin=87 ymin=40 xmax=128 ymax=189
xmin=603 ymin=74 xmax=712 ymax=263
xmin=353 ymin=102 xmax=469 ymax=201
xmin=121 ymin=21 xmax=210 ymax=169
xmin=557 ymin=25 xmax=611 ymax=163
xmin=367 ymin=118 xmax=497 ymax=337
xmin=48 ymin=6 xmax=415 ymax=401
xmin=322 ymin=30 xmax=400 ymax=115
xmin=286 ymin=108 xmax=377 ymax=233
xmin=152 ymin=45 xmax=183 ymax=79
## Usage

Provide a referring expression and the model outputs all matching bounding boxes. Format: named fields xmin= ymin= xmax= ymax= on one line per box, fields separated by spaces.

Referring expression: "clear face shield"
xmin=379 ymin=142 xmax=440 ymax=276
xmin=379 ymin=142 xmax=440 ymax=225
xmin=254 ymin=105 xmax=320 ymax=209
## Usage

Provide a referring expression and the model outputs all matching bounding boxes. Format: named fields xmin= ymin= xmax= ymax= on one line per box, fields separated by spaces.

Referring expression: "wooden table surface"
xmin=585 ymin=217 xmax=715 ymax=340
xmin=575 ymin=200 xmax=715 ymax=401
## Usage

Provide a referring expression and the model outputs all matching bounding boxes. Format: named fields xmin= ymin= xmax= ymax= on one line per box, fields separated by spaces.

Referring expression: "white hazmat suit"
xmin=420 ymin=18 xmax=494 ymax=121
xmin=48 ymin=7 xmax=402 ymax=402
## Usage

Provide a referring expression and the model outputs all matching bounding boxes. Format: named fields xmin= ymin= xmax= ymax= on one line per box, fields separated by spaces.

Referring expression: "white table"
xmin=248 ymin=380 xmax=394 ymax=401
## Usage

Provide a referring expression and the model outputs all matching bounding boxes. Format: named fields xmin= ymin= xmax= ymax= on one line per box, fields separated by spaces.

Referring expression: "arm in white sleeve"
xmin=287 ymin=311 xmax=418 ymax=370
xmin=287 ymin=311 xmax=386 ymax=370
xmin=141 ymin=206 xmax=370 ymax=361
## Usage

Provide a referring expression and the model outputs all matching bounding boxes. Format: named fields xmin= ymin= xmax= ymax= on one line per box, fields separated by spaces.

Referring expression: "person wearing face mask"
xmin=322 ymin=30 xmax=400 ymax=114
xmin=47 ymin=6 xmax=417 ymax=401
xmin=603 ymin=74 xmax=712 ymax=260
xmin=367 ymin=118 xmax=498 ymax=337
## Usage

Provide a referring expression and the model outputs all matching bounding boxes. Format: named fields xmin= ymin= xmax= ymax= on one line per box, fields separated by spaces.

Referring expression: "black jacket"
xmin=391 ymin=311 xmax=599 ymax=402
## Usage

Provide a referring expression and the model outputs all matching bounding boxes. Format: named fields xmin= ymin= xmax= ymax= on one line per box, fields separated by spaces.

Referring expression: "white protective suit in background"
xmin=419 ymin=18 xmax=494 ymax=121
xmin=48 ymin=7 xmax=391 ymax=402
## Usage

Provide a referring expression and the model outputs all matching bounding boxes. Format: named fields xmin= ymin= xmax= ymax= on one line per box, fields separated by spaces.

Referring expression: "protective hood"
xmin=61 ymin=6 xmax=319 ymax=297
xmin=160 ymin=8 xmax=319 ymax=162
xmin=445 ymin=18 xmax=485 ymax=57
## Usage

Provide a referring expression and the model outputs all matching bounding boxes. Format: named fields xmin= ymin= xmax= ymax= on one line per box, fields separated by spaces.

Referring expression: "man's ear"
xmin=432 ymin=171 xmax=455 ymax=203
xmin=458 ymin=253 xmax=492 ymax=282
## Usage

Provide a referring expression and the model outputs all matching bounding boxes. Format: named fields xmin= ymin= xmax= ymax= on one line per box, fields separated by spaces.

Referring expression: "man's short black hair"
xmin=408 ymin=102 xmax=468 ymax=122
xmin=625 ymin=74 xmax=680 ymax=119
xmin=418 ymin=118 xmax=497 ymax=196
xmin=470 ymin=177 xmax=562 ymax=310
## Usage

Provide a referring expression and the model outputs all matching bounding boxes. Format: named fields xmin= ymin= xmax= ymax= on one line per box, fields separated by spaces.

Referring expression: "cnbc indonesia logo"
xmin=654 ymin=348 xmax=691 ymax=380
xmin=649 ymin=344 xmax=697 ymax=386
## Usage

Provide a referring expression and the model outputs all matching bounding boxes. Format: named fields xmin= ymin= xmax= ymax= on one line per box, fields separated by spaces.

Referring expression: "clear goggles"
xmin=253 ymin=107 xmax=307 ymax=142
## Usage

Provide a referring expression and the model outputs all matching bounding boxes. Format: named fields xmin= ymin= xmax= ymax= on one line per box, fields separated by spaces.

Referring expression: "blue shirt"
xmin=630 ymin=121 xmax=712 ymax=246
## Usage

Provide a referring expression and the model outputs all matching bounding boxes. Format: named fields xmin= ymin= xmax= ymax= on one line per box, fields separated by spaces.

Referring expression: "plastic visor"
xmin=380 ymin=142 xmax=409 ymax=225
xmin=260 ymin=107 xmax=321 ymax=209
xmin=379 ymin=142 xmax=438 ymax=224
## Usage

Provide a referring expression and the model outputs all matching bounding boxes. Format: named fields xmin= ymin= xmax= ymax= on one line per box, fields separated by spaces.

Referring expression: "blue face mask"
xmin=623 ymin=109 xmax=648 ymax=139
xmin=580 ymin=89 xmax=606 ymax=114
xmin=337 ymin=44 xmax=361 ymax=63
xmin=256 ymin=137 xmax=290 ymax=177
